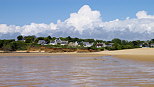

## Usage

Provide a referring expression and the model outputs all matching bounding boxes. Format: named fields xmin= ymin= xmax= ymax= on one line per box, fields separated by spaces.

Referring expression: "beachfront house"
xmin=38 ymin=40 xmax=46 ymax=45
xmin=150 ymin=43 xmax=154 ymax=47
xmin=140 ymin=43 xmax=150 ymax=48
xmin=49 ymin=38 xmax=68 ymax=45
xmin=68 ymin=41 xmax=79 ymax=47
xmin=49 ymin=40 xmax=57 ymax=45
xmin=49 ymin=38 xmax=62 ymax=45
xmin=105 ymin=43 xmax=114 ymax=47
xmin=96 ymin=43 xmax=106 ymax=48
xmin=139 ymin=44 xmax=143 ymax=48
xmin=83 ymin=42 xmax=93 ymax=47
xmin=61 ymin=41 xmax=68 ymax=45
xmin=55 ymin=38 xmax=62 ymax=44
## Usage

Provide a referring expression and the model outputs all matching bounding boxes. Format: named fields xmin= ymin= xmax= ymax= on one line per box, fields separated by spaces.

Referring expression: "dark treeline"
xmin=0 ymin=35 xmax=154 ymax=51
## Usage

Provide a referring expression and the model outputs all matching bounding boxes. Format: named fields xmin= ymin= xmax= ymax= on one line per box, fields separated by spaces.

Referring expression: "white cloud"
xmin=0 ymin=5 xmax=154 ymax=40
xmin=65 ymin=5 xmax=102 ymax=33
xmin=136 ymin=11 xmax=154 ymax=19
xmin=20 ymin=23 xmax=57 ymax=35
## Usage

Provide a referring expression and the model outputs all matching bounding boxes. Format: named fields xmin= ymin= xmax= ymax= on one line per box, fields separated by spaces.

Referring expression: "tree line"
xmin=0 ymin=35 xmax=154 ymax=51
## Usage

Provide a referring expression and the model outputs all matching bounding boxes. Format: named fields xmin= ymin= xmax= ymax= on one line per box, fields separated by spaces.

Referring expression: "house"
xmin=139 ymin=44 xmax=143 ymax=48
xmin=49 ymin=38 xmax=61 ymax=45
xmin=83 ymin=42 xmax=93 ymax=47
xmin=96 ymin=43 xmax=106 ymax=48
xmin=140 ymin=43 xmax=149 ymax=48
xmin=49 ymin=38 xmax=68 ymax=45
xmin=105 ymin=43 xmax=114 ymax=47
xmin=61 ymin=41 xmax=68 ymax=45
xmin=150 ymin=43 xmax=154 ymax=47
xmin=49 ymin=40 xmax=57 ymax=45
xmin=55 ymin=38 xmax=62 ymax=44
xmin=68 ymin=41 xmax=79 ymax=47
xmin=38 ymin=40 xmax=46 ymax=45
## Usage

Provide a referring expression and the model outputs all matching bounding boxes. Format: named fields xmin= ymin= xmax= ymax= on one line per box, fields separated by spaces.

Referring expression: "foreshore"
xmin=0 ymin=48 xmax=154 ymax=61
xmin=95 ymin=48 xmax=154 ymax=61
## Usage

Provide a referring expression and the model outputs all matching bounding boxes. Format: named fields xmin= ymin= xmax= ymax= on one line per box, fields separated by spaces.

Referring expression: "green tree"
xmin=24 ymin=35 xmax=36 ymax=43
xmin=51 ymin=37 xmax=56 ymax=41
xmin=2 ymin=44 xmax=12 ymax=51
xmin=112 ymin=38 xmax=121 ymax=44
xmin=121 ymin=40 xmax=128 ymax=45
xmin=84 ymin=39 xmax=95 ymax=43
xmin=17 ymin=35 xmax=24 ymax=40
xmin=151 ymin=39 xmax=154 ymax=43
xmin=44 ymin=37 xmax=50 ymax=44
xmin=96 ymin=40 xmax=103 ymax=43
xmin=0 ymin=40 xmax=4 ymax=48
xmin=47 ymin=36 xmax=52 ymax=40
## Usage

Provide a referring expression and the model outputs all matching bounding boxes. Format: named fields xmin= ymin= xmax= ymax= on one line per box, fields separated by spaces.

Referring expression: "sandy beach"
xmin=0 ymin=48 xmax=154 ymax=61
xmin=96 ymin=48 xmax=154 ymax=61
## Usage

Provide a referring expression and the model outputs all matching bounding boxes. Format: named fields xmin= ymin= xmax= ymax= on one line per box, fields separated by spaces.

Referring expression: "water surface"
xmin=0 ymin=55 xmax=154 ymax=87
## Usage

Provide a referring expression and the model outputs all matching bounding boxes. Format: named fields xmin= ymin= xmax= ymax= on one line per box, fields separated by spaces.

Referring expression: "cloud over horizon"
xmin=0 ymin=5 xmax=154 ymax=40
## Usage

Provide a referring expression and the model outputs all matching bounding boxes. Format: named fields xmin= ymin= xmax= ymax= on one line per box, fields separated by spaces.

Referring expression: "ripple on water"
xmin=0 ymin=56 xmax=154 ymax=87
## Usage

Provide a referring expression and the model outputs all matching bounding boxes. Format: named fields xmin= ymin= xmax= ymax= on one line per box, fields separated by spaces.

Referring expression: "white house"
xmin=55 ymin=38 xmax=62 ymax=44
xmin=49 ymin=38 xmax=68 ymax=45
xmin=38 ymin=40 xmax=46 ymax=45
xmin=139 ymin=44 xmax=143 ymax=48
xmin=150 ymin=43 xmax=154 ymax=47
xmin=83 ymin=42 xmax=93 ymax=47
xmin=105 ymin=43 xmax=114 ymax=47
xmin=68 ymin=41 xmax=79 ymax=47
xmin=96 ymin=43 xmax=106 ymax=48
xmin=49 ymin=40 xmax=57 ymax=45
xmin=61 ymin=41 xmax=68 ymax=45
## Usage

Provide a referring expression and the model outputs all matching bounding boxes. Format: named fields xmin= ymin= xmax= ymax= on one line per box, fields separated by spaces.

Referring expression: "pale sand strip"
xmin=95 ymin=48 xmax=154 ymax=61
xmin=0 ymin=48 xmax=154 ymax=61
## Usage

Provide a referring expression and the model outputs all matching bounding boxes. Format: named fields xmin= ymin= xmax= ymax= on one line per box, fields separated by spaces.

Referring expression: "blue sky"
xmin=0 ymin=0 xmax=154 ymax=26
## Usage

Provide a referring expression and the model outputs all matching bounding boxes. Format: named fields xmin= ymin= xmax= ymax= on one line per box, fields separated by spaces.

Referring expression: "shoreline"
xmin=0 ymin=48 xmax=154 ymax=61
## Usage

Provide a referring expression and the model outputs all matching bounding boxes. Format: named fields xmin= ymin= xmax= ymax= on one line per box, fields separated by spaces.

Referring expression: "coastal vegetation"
xmin=0 ymin=35 xmax=154 ymax=52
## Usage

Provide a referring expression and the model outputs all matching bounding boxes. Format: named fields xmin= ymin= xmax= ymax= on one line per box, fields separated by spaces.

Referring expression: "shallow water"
xmin=0 ymin=55 xmax=154 ymax=87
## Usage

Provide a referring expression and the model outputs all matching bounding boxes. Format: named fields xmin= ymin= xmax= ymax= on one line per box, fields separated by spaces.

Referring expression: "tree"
xmin=66 ymin=36 xmax=72 ymax=42
xmin=96 ymin=40 xmax=103 ymax=43
xmin=51 ymin=37 xmax=56 ymax=41
xmin=37 ymin=37 xmax=44 ymax=40
xmin=0 ymin=40 xmax=4 ymax=48
xmin=44 ymin=37 xmax=50 ymax=44
xmin=132 ymin=41 xmax=140 ymax=47
xmin=17 ymin=35 xmax=24 ymax=40
xmin=112 ymin=38 xmax=121 ymax=44
xmin=151 ymin=39 xmax=154 ymax=43
xmin=121 ymin=40 xmax=128 ymax=45
xmin=24 ymin=35 xmax=36 ymax=43
xmin=47 ymin=36 xmax=52 ymax=40
xmin=84 ymin=39 xmax=95 ymax=43
xmin=2 ymin=44 xmax=12 ymax=51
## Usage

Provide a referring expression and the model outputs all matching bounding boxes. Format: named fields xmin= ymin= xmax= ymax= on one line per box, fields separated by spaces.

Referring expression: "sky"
xmin=1 ymin=0 xmax=154 ymax=25
xmin=0 ymin=0 xmax=154 ymax=40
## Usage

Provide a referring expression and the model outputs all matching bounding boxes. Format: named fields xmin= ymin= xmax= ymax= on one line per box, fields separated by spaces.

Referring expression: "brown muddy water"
xmin=0 ymin=55 xmax=154 ymax=87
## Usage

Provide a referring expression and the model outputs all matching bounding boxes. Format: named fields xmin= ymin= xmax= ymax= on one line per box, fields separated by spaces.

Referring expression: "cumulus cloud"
xmin=0 ymin=5 xmax=154 ymax=40
xmin=65 ymin=5 xmax=102 ymax=32
xmin=136 ymin=11 xmax=154 ymax=19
